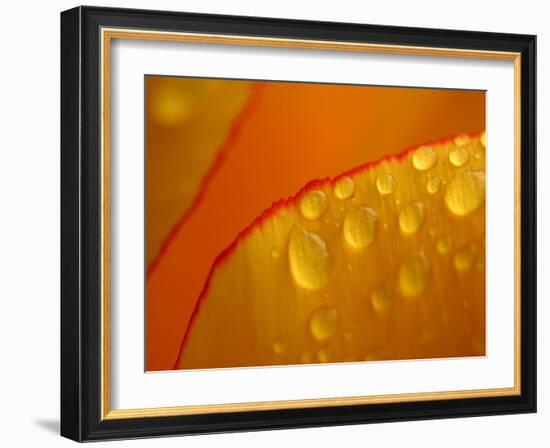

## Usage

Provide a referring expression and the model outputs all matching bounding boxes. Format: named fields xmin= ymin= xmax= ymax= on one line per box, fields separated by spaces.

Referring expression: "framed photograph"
xmin=60 ymin=6 xmax=536 ymax=442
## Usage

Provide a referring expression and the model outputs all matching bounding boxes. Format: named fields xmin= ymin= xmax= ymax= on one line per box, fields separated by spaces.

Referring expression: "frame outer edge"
xmin=60 ymin=6 xmax=84 ymax=442
xmin=521 ymin=34 xmax=537 ymax=412
xmin=62 ymin=5 xmax=537 ymax=441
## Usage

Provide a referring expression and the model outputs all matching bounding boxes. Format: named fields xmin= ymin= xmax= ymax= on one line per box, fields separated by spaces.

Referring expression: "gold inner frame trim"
xmin=100 ymin=27 xmax=522 ymax=420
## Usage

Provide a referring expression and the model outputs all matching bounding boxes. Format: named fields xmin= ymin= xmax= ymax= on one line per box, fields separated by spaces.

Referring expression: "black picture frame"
xmin=61 ymin=5 xmax=536 ymax=442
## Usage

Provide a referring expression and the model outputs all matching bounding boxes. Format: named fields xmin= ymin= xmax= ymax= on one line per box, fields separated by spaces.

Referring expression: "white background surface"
xmin=111 ymin=39 xmax=515 ymax=409
xmin=0 ymin=0 xmax=546 ymax=446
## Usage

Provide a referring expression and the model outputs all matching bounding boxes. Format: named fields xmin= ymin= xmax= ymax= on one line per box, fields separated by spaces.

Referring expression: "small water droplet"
xmin=376 ymin=173 xmax=396 ymax=195
xmin=454 ymin=245 xmax=477 ymax=272
xmin=426 ymin=175 xmax=441 ymax=194
xmin=273 ymin=341 xmax=286 ymax=354
xmin=343 ymin=206 xmax=379 ymax=250
xmin=310 ymin=307 xmax=339 ymax=341
xmin=270 ymin=247 xmax=281 ymax=258
xmin=333 ymin=176 xmax=355 ymax=200
xmin=449 ymin=147 xmax=470 ymax=167
xmin=454 ymin=134 xmax=471 ymax=146
xmin=399 ymin=202 xmax=425 ymax=235
xmin=300 ymin=189 xmax=328 ymax=220
xmin=288 ymin=227 xmax=333 ymax=290
xmin=444 ymin=169 xmax=486 ymax=216
xmin=398 ymin=253 xmax=430 ymax=298
xmin=371 ymin=283 xmax=393 ymax=314
xmin=317 ymin=347 xmax=330 ymax=363
xmin=412 ymin=145 xmax=437 ymax=171
xmin=436 ymin=236 xmax=453 ymax=254
xmin=480 ymin=131 xmax=486 ymax=148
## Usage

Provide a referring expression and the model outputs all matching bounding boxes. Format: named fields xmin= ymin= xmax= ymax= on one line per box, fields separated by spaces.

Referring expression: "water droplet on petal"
xmin=288 ymin=227 xmax=333 ymax=290
xmin=343 ymin=206 xmax=379 ymax=249
xmin=426 ymin=175 xmax=441 ymax=194
xmin=474 ymin=146 xmax=484 ymax=160
xmin=449 ymin=147 xmax=470 ymax=167
xmin=371 ymin=283 xmax=393 ymax=314
xmin=300 ymin=189 xmax=328 ymax=220
xmin=273 ymin=341 xmax=286 ymax=354
xmin=376 ymin=173 xmax=396 ymax=195
xmin=399 ymin=253 xmax=430 ymax=298
xmin=436 ymin=236 xmax=453 ymax=254
xmin=399 ymin=202 xmax=425 ymax=235
xmin=333 ymin=176 xmax=355 ymax=200
xmin=317 ymin=347 xmax=330 ymax=363
xmin=444 ymin=169 xmax=486 ymax=216
xmin=412 ymin=146 xmax=437 ymax=171
xmin=480 ymin=131 xmax=486 ymax=148
xmin=454 ymin=134 xmax=471 ymax=146
xmin=310 ymin=307 xmax=339 ymax=341
xmin=454 ymin=245 xmax=477 ymax=272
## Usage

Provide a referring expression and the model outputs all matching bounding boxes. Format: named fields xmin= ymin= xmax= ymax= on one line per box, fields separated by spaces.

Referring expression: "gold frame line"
xmin=100 ymin=27 xmax=522 ymax=420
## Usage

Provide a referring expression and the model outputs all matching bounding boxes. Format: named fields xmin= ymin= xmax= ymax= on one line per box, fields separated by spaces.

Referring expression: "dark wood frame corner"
xmin=61 ymin=5 xmax=536 ymax=442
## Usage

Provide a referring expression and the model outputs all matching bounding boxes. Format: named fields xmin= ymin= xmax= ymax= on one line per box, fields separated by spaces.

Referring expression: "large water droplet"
xmin=444 ymin=169 xmax=486 ymax=216
xmin=300 ymin=189 xmax=328 ymax=220
xmin=449 ymin=147 xmax=470 ymax=167
xmin=426 ymin=175 xmax=441 ymax=194
xmin=399 ymin=202 xmax=425 ymax=235
xmin=376 ymin=173 xmax=396 ymax=195
xmin=371 ymin=283 xmax=393 ymax=314
xmin=412 ymin=146 xmax=437 ymax=171
xmin=343 ymin=206 xmax=379 ymax=249
xmin=288 ymin=227 xmax=333 ymax=290
xmin=310 ymin=307 xmax=338 ymax=341
xmin=333 ymin=176 xmax=355 ymax=200
xmin=398 ymin=253 xmax=430 ymax=298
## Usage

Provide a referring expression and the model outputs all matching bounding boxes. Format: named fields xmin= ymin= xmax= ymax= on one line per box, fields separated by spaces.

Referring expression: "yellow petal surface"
xmin=177 ymin=134 xmax=486 ymax=370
